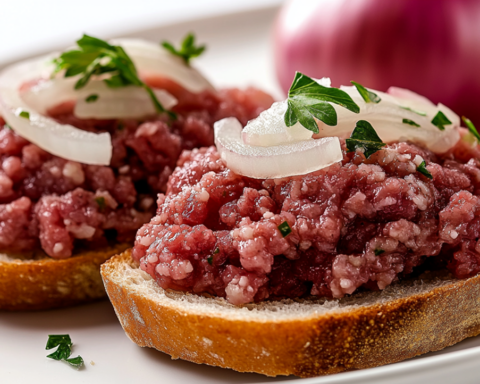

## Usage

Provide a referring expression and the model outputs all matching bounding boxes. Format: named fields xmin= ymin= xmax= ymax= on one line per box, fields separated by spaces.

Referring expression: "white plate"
xmin=1 ymin=4 xmax=480 ymax=384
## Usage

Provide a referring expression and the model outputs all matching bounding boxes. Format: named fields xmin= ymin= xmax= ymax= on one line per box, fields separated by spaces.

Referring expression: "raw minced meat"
xmin=133 ymin=129 xmax=480 ymax=305
xmin=0 ymin=79 xmax=274 ymax=258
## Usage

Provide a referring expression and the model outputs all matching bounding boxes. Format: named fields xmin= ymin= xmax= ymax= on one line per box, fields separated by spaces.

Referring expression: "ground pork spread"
xmin=133 ymin=130 xmax=480 ymax=305
xmin=0 ymin=79 xmax=273 ymax=258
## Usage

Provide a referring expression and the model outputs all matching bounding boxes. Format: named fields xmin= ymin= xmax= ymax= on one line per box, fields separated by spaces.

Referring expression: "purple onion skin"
xmin=275 ymin=0 xmax=480 ymax=123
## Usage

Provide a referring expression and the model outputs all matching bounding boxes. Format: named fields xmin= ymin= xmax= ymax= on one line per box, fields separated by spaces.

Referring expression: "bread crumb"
xmin=90 ymin=360 xmax=95 ymax=366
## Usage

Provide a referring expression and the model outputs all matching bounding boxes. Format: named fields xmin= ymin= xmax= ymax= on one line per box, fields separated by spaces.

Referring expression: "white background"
xmin=0 ymin=0 xmax=284 ymax=63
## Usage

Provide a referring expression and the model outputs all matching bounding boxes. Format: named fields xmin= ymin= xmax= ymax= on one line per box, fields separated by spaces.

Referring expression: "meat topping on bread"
xmin=133 ymin=131 xmax=480 ymax=305
xmin=0 ymin=85 xmax=273 ymax=258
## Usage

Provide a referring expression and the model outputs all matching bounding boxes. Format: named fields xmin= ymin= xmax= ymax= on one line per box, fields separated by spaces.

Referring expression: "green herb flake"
xmin=3 ymin=124 xmax=11 ymax=130
xmin=53 ymin=34 xmax=175 ymax=119
xmin=46 ymin=334 xmax=84 ymax=370
xmin=17 ymin=110 xmax=30 ymax=120
xmin=284 ymin=72 xmax=360 ymax=133
xmin=416 ymin=161 xmax=433 ymax=179
xmin=85 ymin=94 xmax=99 ymax=103
xmin=462 ymin=116 xmax=480 ymax=142
xmin=278 ymin=221 xmax=292 ymax=237
xmin=162 ymin=33 xmax=206 ymax=65
xmin=351 ymin=81 xmax=381 ymax=103
xmin=346 ymin=120 xmax=386 ymax=158
xmin=431 ymin=111 xmax=452 ymax=131
xmin=117 ymin=123 xmax=125 ymax=131
xmin=374 ymin=249 xmax=385 ymax=256
xmin=400 ymin=106 xmax=427 ymax=116
xmin=95 ymin=196 xmax=106 ymax=211
xmin=402 ymin=118 xmax=420 ymax=127
xmin=207 ymin=247 xmax=219 ymax=265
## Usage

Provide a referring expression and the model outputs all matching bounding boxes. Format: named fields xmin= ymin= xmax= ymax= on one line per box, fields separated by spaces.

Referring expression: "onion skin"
xmin=275 ymin=0 xmax=480 ymax=124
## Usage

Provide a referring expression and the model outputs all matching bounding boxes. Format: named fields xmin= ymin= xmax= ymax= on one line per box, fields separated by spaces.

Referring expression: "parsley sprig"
xmin=53 ymin=34 xmax=175 ymax=119
xmin=285 ymin=72 xmax=360 ymax=133
xmin=46 ymin=334 xmax=84 ymax=369
xmin=162 ymin=33 xmax=205 ymax=65
xmin=346 ymin=120 xmax=386 ymax=158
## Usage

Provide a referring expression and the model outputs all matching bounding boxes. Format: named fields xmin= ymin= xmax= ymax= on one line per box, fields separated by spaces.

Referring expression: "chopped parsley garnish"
xmin=17 ymin=109 xmax=30 ymax=119
xmin=95 ymin=196 xmax=106 ymax=211
xmin=351 ymin=81 xmax=380 ymax=103
xmin=346 ymin=120 xmax=386 ymax=158
xmin=462 ymin=116 xmax=480 ymax=142
xmin=52 ymin=34 xmax=175 ymax=119
xmin=417 ymin=161 xmax=433 ymax=179
xmin=46 ymin=334 xmax=84 ymax=369
xmin=431 ymin=111 xmax=452 ymax=131
xmin=85 ymin=94 xmax=99 ymax=103
xmin=4 ymin=124 xmax=11 ymax=130
xmin=284 ymin=72 xmax=360 ymax=133
xmin=400 ymin=106 xmax=426 ymax=116
xmin=402 ymin=118 xmax=420 ymax=127
xmin=278 ymin=221 xmax=292 ymax=237
xmin=374 ymin=249 xmax=385 ymax=256
xmin=162 ymin=33 xmax=206 ymax=65
xmin=207 ymin=247 xmax=219 ymax=265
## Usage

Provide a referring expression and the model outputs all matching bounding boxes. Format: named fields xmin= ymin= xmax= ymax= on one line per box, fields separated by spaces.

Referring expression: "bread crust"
xmin=0 ymin=243 xmax=129 ymax=311
xmin=102 ymin=249 xmax=480 ymax=377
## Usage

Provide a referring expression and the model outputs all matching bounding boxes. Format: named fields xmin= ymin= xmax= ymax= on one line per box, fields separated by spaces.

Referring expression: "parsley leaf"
xmin=417 ymin=161 xmax=433 ymax=179
xmin=285 ymin=72 xmax=360 ymax=133
xmin=462 ymin=116 xmax=480 ymax=142
xmin=46 ymin=334 xmax=84 ymax=369
xmin=402 ymin=118 xmax=420 ymax=127
xmin=85 ymin=94 xmax=98 ymax=103
xmin=374 ymin=249 xmax=385 ymax=256
xmin=16 ymin=109 xmax=30 ymax=119
xmin=431 ymin=111 xmax=452 ymax=131
xmin=95 ymin=196 xmax=106 ymax=211
xmin=351 ymin=81 xmax=381 ymax=103
xmin=278 ymin=221 xmax=292 ymax=237
xmin=53 ymin=34 xmax=175 ymax=119
xmin=400 ymin=106 xmax=427 ymax=116
xmin=162 ymin=33 xmax=206 ymax=65
xmin=346 ymin=120 xmax=386 ymax=158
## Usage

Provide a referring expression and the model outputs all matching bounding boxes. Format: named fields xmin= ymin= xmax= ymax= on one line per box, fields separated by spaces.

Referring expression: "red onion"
xmin=275 ymin=0 xmax=480 ymax=124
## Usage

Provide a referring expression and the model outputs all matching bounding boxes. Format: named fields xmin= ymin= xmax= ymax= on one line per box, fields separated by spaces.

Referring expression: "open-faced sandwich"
xmin=0 ymin=34 xmax=273 ymax=310
xmin=102 ymin=73 xmax=480 ymax=377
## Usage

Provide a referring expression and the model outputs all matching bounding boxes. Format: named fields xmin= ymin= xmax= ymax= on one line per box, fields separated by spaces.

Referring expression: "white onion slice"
xmin=214 ymin=118 xmax=343 ymax=179
xmin=0 ymin=56 xmax=112 ymax=165
xmin=74 ymin=82 xmax=177 ymax=119
xmin=111 ymin=38 xmax=214 ymax=94
xmin=20 ymin=77 xmax=78 ymax=115
xmin=242 ymin=101 xmax=313 ymax=146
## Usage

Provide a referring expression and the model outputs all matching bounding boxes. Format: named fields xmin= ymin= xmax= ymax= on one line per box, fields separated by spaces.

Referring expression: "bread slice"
xmin=0 ymin=243 xmax=129 ymax=311
xmin=101 ymin=249 xmax=480 ymax=378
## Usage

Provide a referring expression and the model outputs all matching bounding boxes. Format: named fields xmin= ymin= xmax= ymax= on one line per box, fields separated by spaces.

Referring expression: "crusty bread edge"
xmin=0 ymin=243 xmax=130 ymax=311
xmin=101 ymin=249 xmax=480 ymax=377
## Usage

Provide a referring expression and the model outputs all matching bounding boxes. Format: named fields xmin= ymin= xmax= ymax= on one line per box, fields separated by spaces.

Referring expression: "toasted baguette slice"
xmin=101 ymin=249 xmax=480 ymax=377
xmin=0 ymin=243 xmax=129 ymax=311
